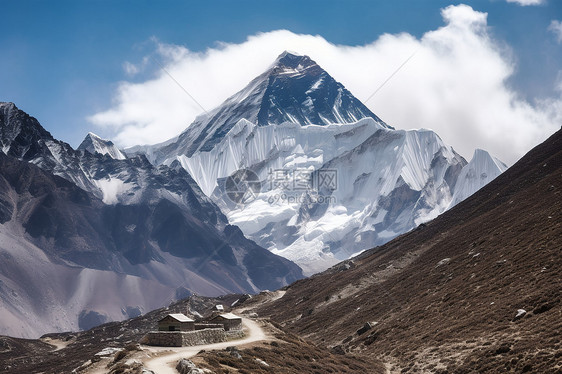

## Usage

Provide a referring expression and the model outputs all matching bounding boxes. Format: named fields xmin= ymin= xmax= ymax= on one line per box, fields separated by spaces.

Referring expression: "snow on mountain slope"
xmin=177 ymin=117 xmax=385 ymax=197
xmin=134 ymin=52 xmax=505 ymax=275
xmin=207 ymin=125 xmax=466 ymax=274
xmin=78 ymin=132 xmax=126 ymax=160
xmin=448 ymin=148 xmax=507 ymax=208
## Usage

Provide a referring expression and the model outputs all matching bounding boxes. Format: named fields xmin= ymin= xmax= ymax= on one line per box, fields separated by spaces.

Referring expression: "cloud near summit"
xmin=89 ymin=4 xmax=561 ymax=165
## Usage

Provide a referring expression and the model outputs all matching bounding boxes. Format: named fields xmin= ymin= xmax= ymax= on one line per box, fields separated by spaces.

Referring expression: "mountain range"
xmin=0 ymin=101 xmax=302 ymax=338
xmin=1 ymin=128 xmax=559 ymax=374
xmin=129 ymin=52 xmax=507 ymax=274
xmin=0 ymin=51 xmax=507 ymax=338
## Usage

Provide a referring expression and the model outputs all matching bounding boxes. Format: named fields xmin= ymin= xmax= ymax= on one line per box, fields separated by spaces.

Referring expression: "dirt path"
xmin=142 ymin=318 xmax=267 ymax=374
xmin=41 ymin=337 xmax=72 ymax=351
xmin=236 ymin=290 xmax=286 ymax=313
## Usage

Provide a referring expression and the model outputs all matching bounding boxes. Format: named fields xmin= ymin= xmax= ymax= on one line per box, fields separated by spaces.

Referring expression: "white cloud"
xmin=549 ymin=20 xmax=562 ymax=43
xmin=505 ymin=0 xmax=544 ymax=5
xmin=89 ymin=4 xmax=561 ymax=165
xmin=122 ymin=61 xmax=140 ymax=76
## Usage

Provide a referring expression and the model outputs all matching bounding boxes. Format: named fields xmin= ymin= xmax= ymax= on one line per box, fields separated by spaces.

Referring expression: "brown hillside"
xmin=251 ymin=129 xmax=562 ymax=373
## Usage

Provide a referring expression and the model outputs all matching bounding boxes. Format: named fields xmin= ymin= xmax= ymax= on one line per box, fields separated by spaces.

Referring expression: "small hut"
xmin=210 ymin=313 xmax=242 ymax=331
xmin=158 ymin=313 xmax=195 ymax=332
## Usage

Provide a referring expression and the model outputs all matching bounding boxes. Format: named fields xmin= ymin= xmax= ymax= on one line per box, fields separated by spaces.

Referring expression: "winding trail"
xmin=142 ymin=318 xmax=267 ymax=374
xmin=41 ymin=337 xmax=72 ymax=351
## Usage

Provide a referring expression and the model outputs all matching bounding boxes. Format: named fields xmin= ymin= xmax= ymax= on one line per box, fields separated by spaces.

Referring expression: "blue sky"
xmin=1 ymin=0 xmax=561 ymax=160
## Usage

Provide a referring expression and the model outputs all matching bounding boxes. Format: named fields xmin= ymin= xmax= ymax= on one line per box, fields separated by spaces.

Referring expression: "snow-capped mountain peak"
xmin=125 ymin=53 xmax=507 ymax=275
xmin=270 ymin=51 xmax=317 ymax=75
xmin=131 ymin=52 xmax=390 ymax=162
xmin=257 ymin=51 xmax=390 ymax=129
xmin=78 ymin=132 xmax=126 ymax=160
xmin=448 ymin=148 xmax=507 ymax=208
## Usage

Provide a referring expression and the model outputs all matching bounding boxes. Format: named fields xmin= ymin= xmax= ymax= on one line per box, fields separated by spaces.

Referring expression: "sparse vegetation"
xmin=194 ymin=332 xmax=383 ymax=373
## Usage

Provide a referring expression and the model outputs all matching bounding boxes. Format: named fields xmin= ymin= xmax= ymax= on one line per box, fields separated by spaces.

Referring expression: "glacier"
xmin=130 ymin=52 xmax=507 ymax=275
xmin=174 ymin=118 xmax=470 ymax=274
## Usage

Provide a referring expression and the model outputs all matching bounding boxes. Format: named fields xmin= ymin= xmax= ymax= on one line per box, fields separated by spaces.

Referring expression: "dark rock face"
xmin=175 ymin=287 xmax=192 ymax=300
xmin=149 ymin=198 xmax=226 ymax=260
xmin=0 ymin=102 xmax=54 ymax=160
xmin=377 ymin=180 xmax=421 ymax=230
xmin=224 ymin=224 xmax=301 ymax=290
xmin=124 ymin=306 xmax=142 ymax=318
xmin=0 ymin=178 xmax=14 ymax=224
xmin=256 ymin=53 xmax=385 ymax=131
xmin=78 ymin=310 xmax=108 ymax=331
xmin=100 ymin=203 xmax=157 ymax=265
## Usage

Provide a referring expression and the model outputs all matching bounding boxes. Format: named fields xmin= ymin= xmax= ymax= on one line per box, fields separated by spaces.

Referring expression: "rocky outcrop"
xmin=176 ymin=358 xmax=209 ymax=374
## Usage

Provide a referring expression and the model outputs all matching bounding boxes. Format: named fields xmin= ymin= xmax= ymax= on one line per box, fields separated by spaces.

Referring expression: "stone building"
xmin=210 ymin=312 xmax=242 ymax=331
xmin=158 ymin=313 xmax=195 ymax=332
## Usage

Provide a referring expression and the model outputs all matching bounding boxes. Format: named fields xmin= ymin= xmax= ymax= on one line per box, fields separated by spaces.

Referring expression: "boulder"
xmin=331 ymin=344 xmax=346 ymax=355
xmin=255 ymin=358 xmax=269 ymax=366
xmin=513 ymin=309 xmax=527 ymax=321
xmin=228 ymin=348 xmax=242 ymax=359
xmin=356 ymin=322 xmax=378 ymax=335
xmin=176 ymin=358 xmax=205 ymax=374
xmin=436 ymin=258 xmax=451 ymax=267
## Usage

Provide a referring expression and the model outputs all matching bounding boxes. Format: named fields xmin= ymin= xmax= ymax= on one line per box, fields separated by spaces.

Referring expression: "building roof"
xmin=214 ymin=312 xmax=241 ymax=320
xmin=214 ymin=304 xmax=224 ymax=311
xmin=159 ymin=313 xmax=194 ymax=323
